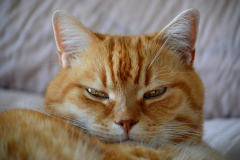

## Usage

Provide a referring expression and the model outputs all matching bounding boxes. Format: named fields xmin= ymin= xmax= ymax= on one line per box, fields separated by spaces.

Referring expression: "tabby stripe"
xmin=62 ymin=84 xmax=83 ymax=100
xmin=172 ymin=81 xmax=202 ymax=111
xmin=123 ymin=38 xmax=133 ymax=79
xmin=145 ymin=68 xmax=151 ymax=86
xmin=100 ymin=69 xmax=107 ymax=88
xmin=134 ymin=38 xmax=143 ymax=84
xmin=108 ymin=37 xmax=115 ymax=84
xmin=175 ymin=116 xmax=199 ymax=130
xmin=46 ymin=83 xmax=83 ymax=106
xmin=117 ymin=37 xmax=133 ymax=82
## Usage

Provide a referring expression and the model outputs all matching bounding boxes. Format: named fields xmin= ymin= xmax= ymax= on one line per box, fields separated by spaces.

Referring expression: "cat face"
xmin=45 ymin=9 xmax=204 ymax=148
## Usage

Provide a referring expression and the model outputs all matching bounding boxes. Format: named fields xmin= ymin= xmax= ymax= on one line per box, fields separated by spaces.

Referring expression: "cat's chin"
xmin=117 ymin=139 xmax=161 ymax=148
xmin=120 ymin=139 xmax=138 ymax=146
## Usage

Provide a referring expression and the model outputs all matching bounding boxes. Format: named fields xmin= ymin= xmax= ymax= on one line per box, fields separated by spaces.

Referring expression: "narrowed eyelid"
xmin=86 ymin=88 xmax=109 ymax=99
xmin=144 ymin=87 xmax=167 ymax=99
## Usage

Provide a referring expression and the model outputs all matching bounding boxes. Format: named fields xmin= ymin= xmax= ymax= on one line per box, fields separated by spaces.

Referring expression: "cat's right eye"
xmin=86 ymin=88 xmax=109 ymax=99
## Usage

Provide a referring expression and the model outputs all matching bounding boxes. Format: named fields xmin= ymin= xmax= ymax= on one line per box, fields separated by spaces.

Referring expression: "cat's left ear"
xmin=155 ymin=8 xmax=200 ymax=65
xmin=52 ymin=10 xmax=100 ymax=68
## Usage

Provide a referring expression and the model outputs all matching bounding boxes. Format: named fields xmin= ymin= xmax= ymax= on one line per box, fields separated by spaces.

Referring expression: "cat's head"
xmin=45 ymin=9 xmax=204 ymax=148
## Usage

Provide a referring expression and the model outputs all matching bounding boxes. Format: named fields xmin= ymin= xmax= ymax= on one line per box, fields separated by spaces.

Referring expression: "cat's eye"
xmin=144 ymin=87 xmax=167 ymax=99
xmin=86 ymin=88 xmax=109 ymax=99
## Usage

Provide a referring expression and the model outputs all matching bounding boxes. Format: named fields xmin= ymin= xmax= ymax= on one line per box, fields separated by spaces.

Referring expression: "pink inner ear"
xmin=187 ymin=12 xmax=199 ymax=51
xmin=53 ymin=19 xmax=65 ymax=66
xmin=52 ymin=10 xmax=101 ymax=68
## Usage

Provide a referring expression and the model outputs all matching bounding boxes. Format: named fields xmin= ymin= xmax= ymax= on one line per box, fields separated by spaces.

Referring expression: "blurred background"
xmin=0 ymin=0 xmax=240 ymax=159
xmin=1 ymin=0 xmax=239 ymax=118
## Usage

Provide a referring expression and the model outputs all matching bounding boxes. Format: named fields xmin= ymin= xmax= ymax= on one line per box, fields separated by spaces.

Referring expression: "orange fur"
xmin=0 ymin=9 xmax=224 ymax=159
xmin=46 ymin=28 xmax=204 ymax=146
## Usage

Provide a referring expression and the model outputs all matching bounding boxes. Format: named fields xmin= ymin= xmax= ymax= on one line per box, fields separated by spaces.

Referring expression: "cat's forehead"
xmin=88 ymin=35 xmax=153 ymax=85
xmin=74 ymin=34 xmax=180 ymax=93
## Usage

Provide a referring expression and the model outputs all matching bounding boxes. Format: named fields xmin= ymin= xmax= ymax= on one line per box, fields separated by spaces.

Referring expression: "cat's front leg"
xmin=105 ymin=144 xmax=166 ymax=160
xmin=157 ymin=142 xmax=224 ymax=160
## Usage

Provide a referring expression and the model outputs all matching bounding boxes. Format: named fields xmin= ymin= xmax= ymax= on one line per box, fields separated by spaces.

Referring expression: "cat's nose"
xmin=115 ymin=119 xmax=138 ymax=134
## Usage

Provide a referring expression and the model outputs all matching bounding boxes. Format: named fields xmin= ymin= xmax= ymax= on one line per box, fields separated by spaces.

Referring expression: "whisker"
xmin=147 ymin=30 xmax=176 ymax=71
xmin=155 ymin=71 xmax=192 ymax=78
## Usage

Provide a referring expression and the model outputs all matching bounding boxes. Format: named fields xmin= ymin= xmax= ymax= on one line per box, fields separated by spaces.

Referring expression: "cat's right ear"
xmin=52 ymin=10 xmax=99 ymax=68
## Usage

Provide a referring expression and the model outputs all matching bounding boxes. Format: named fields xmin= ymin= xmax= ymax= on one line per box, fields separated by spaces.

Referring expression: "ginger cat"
xmin=0 ymin=9 xmax=224 ymax=159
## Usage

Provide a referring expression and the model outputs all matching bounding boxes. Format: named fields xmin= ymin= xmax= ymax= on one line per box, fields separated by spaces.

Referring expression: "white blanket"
xmin=1 ymin=89 xmax=240 ymax=159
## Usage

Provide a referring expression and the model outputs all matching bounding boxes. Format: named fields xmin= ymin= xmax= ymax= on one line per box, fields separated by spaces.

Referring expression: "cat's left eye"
xmin=144 ymin=87 xmax=167 ymax=99
xmin=86 ymin=88 xmax=109 ymax=99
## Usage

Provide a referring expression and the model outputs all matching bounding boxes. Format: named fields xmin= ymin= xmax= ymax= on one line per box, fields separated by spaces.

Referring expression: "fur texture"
xmin=0 ymin=9 xmax=224 ymax=159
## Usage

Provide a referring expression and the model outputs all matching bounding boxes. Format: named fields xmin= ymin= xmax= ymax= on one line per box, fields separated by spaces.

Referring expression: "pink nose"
xmin=116 ymin=119 xmax=138 ymax=134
